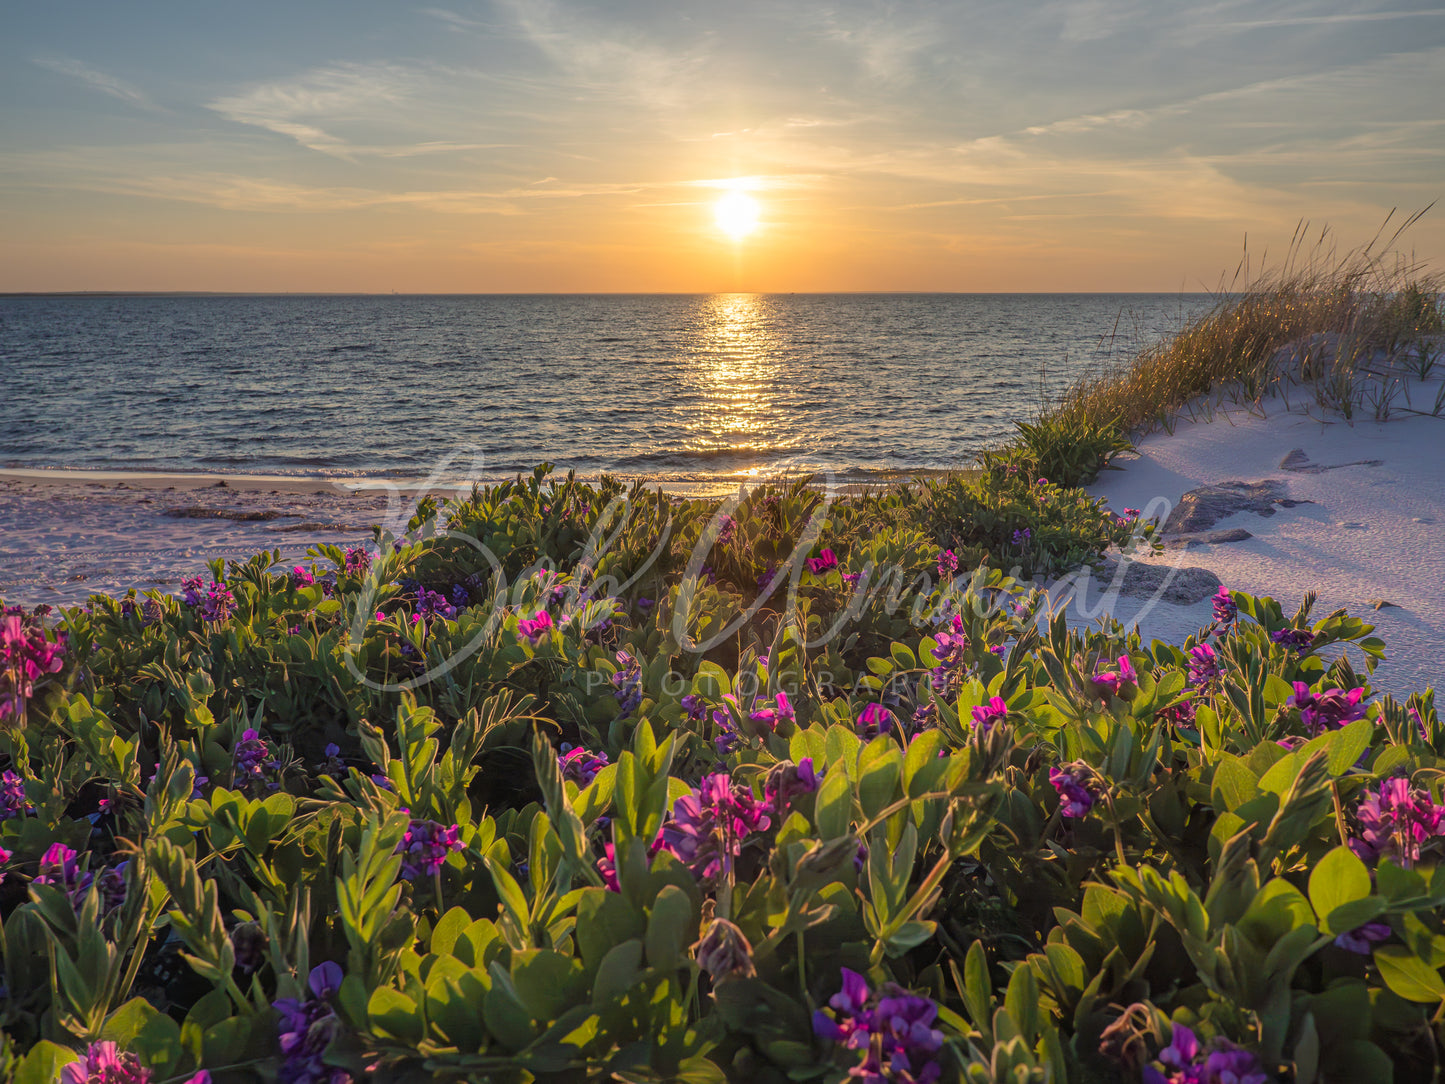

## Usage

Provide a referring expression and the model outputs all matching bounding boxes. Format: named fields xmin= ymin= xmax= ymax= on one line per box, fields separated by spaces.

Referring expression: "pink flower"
xmin=805 ymin=548 xmax=839 ymax=574
xmin=517 ymin=609 xmax=554 ymax=642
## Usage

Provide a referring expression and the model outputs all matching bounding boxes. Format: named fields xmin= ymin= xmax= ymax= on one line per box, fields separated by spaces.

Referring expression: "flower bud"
xmin=696 ymin=918 xmax=755 ymax=981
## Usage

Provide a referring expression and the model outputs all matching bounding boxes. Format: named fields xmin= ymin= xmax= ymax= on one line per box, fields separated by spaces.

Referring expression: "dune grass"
xmin=986 ymin=212 xmax=1444 ymax=488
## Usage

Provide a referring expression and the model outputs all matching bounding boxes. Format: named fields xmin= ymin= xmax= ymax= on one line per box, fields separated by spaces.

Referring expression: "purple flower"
xmin=179 ymin=576 xmax=236 ymax=623
xmin=1272 ymin=627 xmax=1315 ymax=653
xmin=1288 ymin=682 xmax=1368 ymax=735
xmin=657 ymin=772 xmax=771 ymax=883
xmin=680 ymin=694 xmax=707 ymax=722
xmin=1012 ymin=527 xmax=1032 ymax=546
xmin=805 ymin=548 xmax=839 ymax=574
xmin=1212 ymin=586 xmax=1237 ymax=624
xmin=234 ymin=728 xmax=273 ymax=780
xmin=273 ymin=962 xmax=351 ymax=1084
xmin=1 ymin=769 xmax=31 ymax=820
xmin=842 ymin=571 xmax=862 ymax=588
xmin=1187 ymin=643 xmax=1220 ymax=687
xmin=1049 ymin=763 xmax=1096 ymax=818
xmin=611 ymin=651 xmax=643 ymax=719
xmin=814 ymin=969 xmax=945 ymax=1084
xmin=971 ymin=696 xmax=1009 ymax=732
xmin=1143 ymin=1023 xmax=1269 ymax=1084
xmin=1334 ymin=920 xmax=1392 ymax=954
xmin=937 ymin=549 xmax=959 ymax=578
xmin=764 ymin=758 xmax=821 ymax=813
xmin=559 ymin=744 xmax=609 ymax=787
xmin=714 ymin=514 xmax=737 ymax=547
xmin=517 ymin=609 xmax=553 ymax=642
xmin=1350 ymin=777 xmax=1445 ymax=868
xmin=343 ymin=546 xmax=372 ymax=577
xmin=856 ymin=703 xmax=895 ymax=738
xmin=396 ymin=815 xmax=464 ymax=880
xmin=756 ymin=566 xmax=780 ymax=592
xmin=1090 ymin=655 xmax=1137 ymax=700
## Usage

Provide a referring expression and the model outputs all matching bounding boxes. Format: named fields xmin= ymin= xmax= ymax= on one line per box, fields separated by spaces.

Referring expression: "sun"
xmin=714 ymin=191 xmax=760 ymax=240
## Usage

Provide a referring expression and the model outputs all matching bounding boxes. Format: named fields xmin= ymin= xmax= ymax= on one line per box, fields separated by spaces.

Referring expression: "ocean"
xmin=0 ymin=293 xmax=1214 ymax=493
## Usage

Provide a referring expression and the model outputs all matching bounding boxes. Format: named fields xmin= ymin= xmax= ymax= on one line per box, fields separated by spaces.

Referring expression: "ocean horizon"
xmin=1 ymin=292 xmax=1214 ymax=492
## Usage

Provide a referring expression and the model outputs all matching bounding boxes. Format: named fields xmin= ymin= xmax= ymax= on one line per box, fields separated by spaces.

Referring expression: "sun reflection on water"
xmin=682 ymin=294 xmax=797 ymax=464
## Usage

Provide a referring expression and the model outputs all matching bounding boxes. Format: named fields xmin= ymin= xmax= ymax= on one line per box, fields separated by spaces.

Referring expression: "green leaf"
xmin=368 ymin=986 xmax=425 ymax=1044
xmin=14 ymin=1041 xmax=75 ymax=1084
xmin=1328 ymin=717 xmax=1374 ymax=776
xmin=814 ymin=768 xmax=853 ymax=840
xmin=1374 ymin=946 xmax=1445 ymax=1003
xmin=1211 ymin=757 xmax=1257 ymax=810
xmin=1309 ymin=846 xmax=1372 ymax=930
xmin=592 ymin=939 xmax=644 ymax=1005
xmin=644 ymin=884 xmax=694 ymax=971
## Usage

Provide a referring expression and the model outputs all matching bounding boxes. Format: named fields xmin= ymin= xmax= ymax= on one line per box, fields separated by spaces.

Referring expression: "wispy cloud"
xmin=492 ymin=0 xmax=708 ymax=111
xmin=33 ymin=57 xmax=161 ymax=111
xmin=207 ymin=63 xmax=418 ymax=157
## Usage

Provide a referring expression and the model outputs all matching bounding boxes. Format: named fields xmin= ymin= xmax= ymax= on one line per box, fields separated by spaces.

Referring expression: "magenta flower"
xmin=1187 ymin=644 xmax=1219 ymax=687
xmin=290 ymin=566 xmax=315 ymax=589
xmin=343 ymin=546 xmax=372 ymax=577
xmin=558 ymin=744 xmax=609 ymax=787
xmin=1288 ymin=683 xmax=1368 ymax=735
xmin=937 ymin=549 xmax=959 ymax=577
xmin=396 ymin=815 xmax=464 ymax=880
xmin=1212 ymin=586 xmax=1237 ymax=624
xmin=748 ymin=690 xmax=795 ymax=733
xmin=1350 ymin=777 xmax=1445 ymax=868
xmin=856 ymin=703 xmax=895 ymax=738
xmin=1090 ymin=655 xmax=1137 ymax=700
xmin=60 ymin=1041 xmax=211 ymax=1084
xmin=0 ymin=611 xmax=67 ymax=720
xmin=971 ymin=696 xmax=1009 ymax=732
xmin=517 ymin=609 xmax=553 ymax=642
xmin=0 ymin=845 xmax=11 ymax=864
xmin=657 ymin=772 xmax=771 ymax=883
xmin=805 ymin=548 xmax=839 ymax=574
xmin=1049 ymin=763 xmax=1096 ymax=818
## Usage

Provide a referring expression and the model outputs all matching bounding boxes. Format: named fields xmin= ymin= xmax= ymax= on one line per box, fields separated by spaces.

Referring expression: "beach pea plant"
xmin=0 ymin=467 xmax=1441 ymax=1082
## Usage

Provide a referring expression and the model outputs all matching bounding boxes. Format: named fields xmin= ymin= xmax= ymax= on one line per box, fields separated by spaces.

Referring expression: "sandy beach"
xmin=1067 ymin=374 xmax=1445 ymax=696
xmin=0 ymin=470 xmax=400 ymax=607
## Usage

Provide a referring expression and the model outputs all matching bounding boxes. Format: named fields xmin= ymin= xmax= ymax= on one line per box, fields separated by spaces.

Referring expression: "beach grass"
xmin=985 ymin=213 xmax=1444 ymax=487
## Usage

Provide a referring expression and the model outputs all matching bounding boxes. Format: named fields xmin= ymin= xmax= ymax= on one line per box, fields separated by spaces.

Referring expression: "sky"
xmin=2 ymin=1 xmax=1443 ymax=293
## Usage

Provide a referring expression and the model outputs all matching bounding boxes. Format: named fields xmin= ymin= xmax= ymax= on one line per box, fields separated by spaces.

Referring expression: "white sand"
xmin=1065 ymin=378 xmax=1445 ymax=696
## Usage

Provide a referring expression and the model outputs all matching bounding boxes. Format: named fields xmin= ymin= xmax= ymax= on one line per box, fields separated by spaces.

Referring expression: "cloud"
xmin=207 ymin=63 xmax=419 ymax=157
xmin=492 ymin=0 xmax=708 ymax=111
xmin=33 ymin=57 xmax=161 ymax=111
